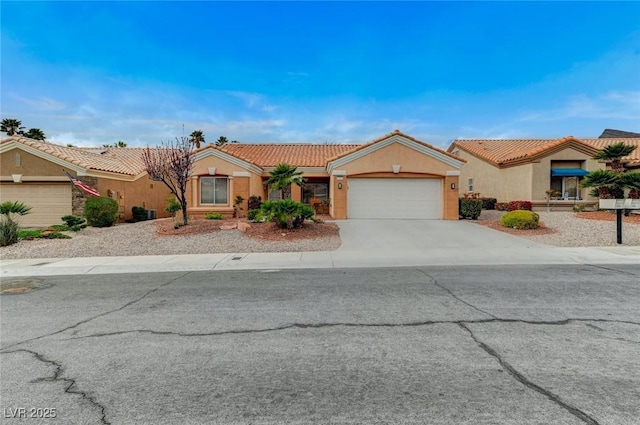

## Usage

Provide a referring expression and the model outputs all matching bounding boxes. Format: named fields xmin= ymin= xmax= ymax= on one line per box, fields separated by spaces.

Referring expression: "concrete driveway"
xmin=336 ymin=219 xmax=547 ymax=252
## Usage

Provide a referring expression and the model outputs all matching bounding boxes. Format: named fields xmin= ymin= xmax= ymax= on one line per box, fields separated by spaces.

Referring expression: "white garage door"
xmin=0 ymin=184 xmax=72 ymax=227
xmin=347 ymin=178 xmax=442 ymax=219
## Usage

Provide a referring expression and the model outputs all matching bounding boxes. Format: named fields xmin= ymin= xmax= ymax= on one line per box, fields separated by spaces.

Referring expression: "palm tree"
xmin=216 ymin=136 xmax=229 ymax=146
xmin=621 ymin=172 xmax=640 ymax=198
xmin=1 ymin=118 xmax=25 ymax=136
xmin=189 ymin=130 xmax=205 ymax=149
xmin=24 ymin=128 xmax=46 ymax=141
xmin=0 ymin=201 xmax=32 ymax=225
xmin=264 ymin=163 xmax=305 ymax=199
xmin=580 ymin=169 xmax=623 ymax=199
xmin=593 ymin=142 xmax=637 ymax=173
xmin=0 ymin=201 xmax=32 ymax=246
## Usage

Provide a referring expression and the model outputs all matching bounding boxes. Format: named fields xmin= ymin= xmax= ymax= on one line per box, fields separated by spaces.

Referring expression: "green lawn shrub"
xmin=61 ymin=215 xmax=86 ymax=227
xmin=500 ymin=210 xmax=540 ymax=229
xmin=459 ymin=198 xmax=482 ymax=220
xmin=204 ymin=212 xmax=224 ymax=220
xmin=84 ymin=196 xmax=119 ymax=227
xmin=132 ymin=206 xmax=148 ymax=222
xmin=246 ymin=209 xmax=260 ymax=222
xmin=257 ymin=200 xmax=314 ymax=229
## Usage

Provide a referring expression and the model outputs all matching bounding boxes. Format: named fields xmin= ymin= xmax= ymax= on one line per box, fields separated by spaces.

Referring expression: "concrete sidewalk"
xmin=2 ymin=245 xmax=640 ymax=277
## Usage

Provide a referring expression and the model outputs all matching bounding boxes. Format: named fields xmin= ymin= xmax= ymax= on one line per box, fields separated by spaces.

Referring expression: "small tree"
xmin=264 ymin=163 xmax=305 ymax=199
xmin=142 ymin=137 xmax=194 ymax=226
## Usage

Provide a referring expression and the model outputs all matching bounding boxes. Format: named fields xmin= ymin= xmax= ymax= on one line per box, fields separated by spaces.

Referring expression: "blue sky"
xmin=1 ymin=1 xmax=639 ymax=148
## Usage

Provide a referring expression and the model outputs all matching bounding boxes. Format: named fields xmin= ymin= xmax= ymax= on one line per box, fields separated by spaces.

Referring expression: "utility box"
xmin=147 ymin=209 xmax=157 ymax=220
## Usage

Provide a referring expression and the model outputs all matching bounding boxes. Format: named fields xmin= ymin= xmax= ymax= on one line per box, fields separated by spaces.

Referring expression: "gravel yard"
xmin=1 ymin=211 xmax=639 ymax=260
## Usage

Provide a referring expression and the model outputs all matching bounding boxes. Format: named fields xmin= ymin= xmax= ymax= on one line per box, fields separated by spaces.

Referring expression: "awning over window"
xmin=551 ymin=168 xmax=588 ymax=177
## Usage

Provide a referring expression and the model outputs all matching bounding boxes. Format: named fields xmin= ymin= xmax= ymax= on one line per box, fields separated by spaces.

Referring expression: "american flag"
xmin=64 ymin=171 xmax=100 ymax=197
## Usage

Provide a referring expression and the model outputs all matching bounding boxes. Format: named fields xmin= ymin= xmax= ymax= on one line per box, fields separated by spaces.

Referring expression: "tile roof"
xmin=217 ymin=143 xmax=361 ymax=167
xmin=327 ymin=129 xmax=465 ymax=163
xmin=450 ymin=136 xmax=640 ymax=167
xmin=1 ymin=136 xmax=149 ymax=175
xmin=584 ymin=138 xmax=640 ymax=166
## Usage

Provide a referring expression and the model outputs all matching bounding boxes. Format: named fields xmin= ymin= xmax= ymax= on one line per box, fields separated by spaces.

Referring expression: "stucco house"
xmin=189 ymin=130 xmax=465 ymax=220
xmin=447 ymin=136 xmax=640 ymax=210
xmin=0 ymin=130 xmax=465 ymax=227
xmin=0 ymin=136 xmax=172 ymax=227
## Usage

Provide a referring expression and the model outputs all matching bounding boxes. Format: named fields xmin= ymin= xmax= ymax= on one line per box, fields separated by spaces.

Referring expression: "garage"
xmin=0 ymin=183 xmax=72 ymax=227
xmin=347 ymin=178 xmax=442 ymax=219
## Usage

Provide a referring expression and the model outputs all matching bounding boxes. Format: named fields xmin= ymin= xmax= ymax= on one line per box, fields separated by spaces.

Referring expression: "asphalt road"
xmin=1 ymin=265 xmax=639 ymax=425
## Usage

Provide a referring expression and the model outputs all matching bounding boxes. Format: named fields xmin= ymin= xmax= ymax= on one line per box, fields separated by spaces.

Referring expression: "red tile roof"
xmin=217 ymin=143 xmax=361 ymax=167
xmin=450 ymin=136 xmax=640 ymax=167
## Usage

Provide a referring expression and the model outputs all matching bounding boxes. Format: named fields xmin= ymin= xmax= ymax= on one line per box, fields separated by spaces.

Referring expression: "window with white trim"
xmin=468 ymin=178 xmax=474 ymax=192
xmin=200 ymin=177 xmax=228 ymax=205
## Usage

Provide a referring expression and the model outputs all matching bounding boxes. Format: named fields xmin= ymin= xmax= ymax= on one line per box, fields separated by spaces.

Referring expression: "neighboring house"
xmin=599 ymin=129 xmax=640 ymax=139
xmin=0 ymin=136 xmax=172 ymax=227
xmin=190 ymin=130 xmax=465 ymax=220
xmin=447 ymin=136 xmax=640 ymax=210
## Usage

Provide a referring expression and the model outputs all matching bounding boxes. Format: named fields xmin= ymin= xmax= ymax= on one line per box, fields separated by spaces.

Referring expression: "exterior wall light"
xmin=451 ymin=183 xmax=456 ymax=190
xmin=338 ymin=183 xmax=343 ymax=189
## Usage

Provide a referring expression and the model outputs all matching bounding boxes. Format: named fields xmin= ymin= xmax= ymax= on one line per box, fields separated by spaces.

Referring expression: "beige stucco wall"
xmin=95 ymin=174 xmax=173 ymax=220
xmin=1 ymin=148 xmax=69 ymax=179
xmin=455 ymin=151 xmax=533 ymax=201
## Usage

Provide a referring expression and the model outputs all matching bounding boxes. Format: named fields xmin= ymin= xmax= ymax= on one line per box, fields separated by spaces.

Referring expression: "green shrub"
xmin=500 ymin=210 xmax=540 ymax=229
xmin=573 ymin=205 xmax=586 ymax=212
xmin=48 ymin=224 xmax=70 ymax=231
xmin=480 ymin=198 xmax=497 ymax=210
xmin=165 ymin=197 xmax=181 ymax=216
xmin=257 ymin=200 xmax=314 ymax=229
xmin=459 ymin=198 xmax=482 ymax=220
xmin=84 ymin=196 xmax=119 ymax=227
xmin=0 ymin=220 xmax=20 ymax=246
xmin=39 ymin=231 xmax=71 ymax=239
xmin=61 ymin=215 xmax=86 ymax=227
xmin=246 ymin=209 xmax=260 ymax=222
xmin=132 ymin=206 xmax=148 ymax=222
xmin=204 ymin=212 xmax=224 ymax=220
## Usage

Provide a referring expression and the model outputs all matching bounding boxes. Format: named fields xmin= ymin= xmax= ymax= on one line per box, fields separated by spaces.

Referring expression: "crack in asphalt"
xmin=3 ymin=349 xmax=110 ymax=425
xmin=60 ymin=317 xmax=640 ymax=341
xmin=0 ymin=272 xmax=192 ymax=351
xmin=414 ymin=268 xmax=498 ymax=319
xmin=458 ymin=323 xmax=601 ymax=425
